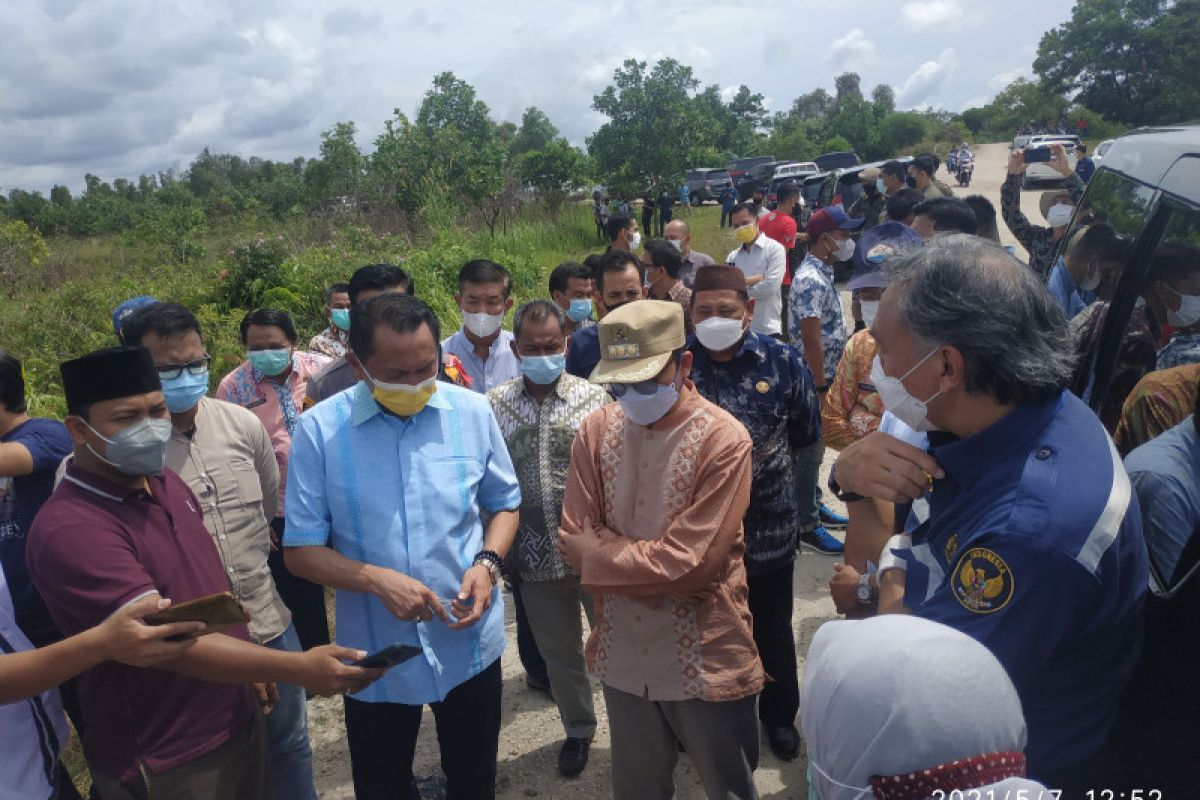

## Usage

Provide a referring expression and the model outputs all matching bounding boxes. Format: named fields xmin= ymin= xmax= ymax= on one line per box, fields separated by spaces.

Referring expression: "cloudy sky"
xmin=1 ymin=0 xmax=1077 ymax=193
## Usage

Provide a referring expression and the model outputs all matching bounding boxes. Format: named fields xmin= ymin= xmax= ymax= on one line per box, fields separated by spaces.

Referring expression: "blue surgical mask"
xmin=567 ymin=298 xmax=593 ymax=323
xmin=161 ymin=369 xmax=209 ymax=413
xmin=248 ymin=348 xmax=292 ymax=377
xmin=331 ymin=308 xmax=351 ymax=331
xmin=613 ymin=374 xmax=681 ymax=426
xmin=520 ymin=354 xmax=566 ymax=385
xmin=876 ymin=178 xmax=887 ymax=194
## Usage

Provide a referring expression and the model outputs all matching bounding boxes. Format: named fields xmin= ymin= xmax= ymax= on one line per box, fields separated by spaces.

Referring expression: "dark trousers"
xmin=269 ymin=518 xmax=330 ymax=651
xmin=748 ymin=560 xmax=799 ymax=727
xmin=720 ymin=206 xmax=733 ymax=227
xmin=343 ymin=659 xmax=502 ymax=800
xmin=510 ymin=580 xmax=549 ymax=686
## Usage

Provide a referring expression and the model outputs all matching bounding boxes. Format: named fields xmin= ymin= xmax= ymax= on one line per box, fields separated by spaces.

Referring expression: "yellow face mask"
xmin=734 ymin=222 xmax=758 ymax=244
xmin=367 ymin=371 xmax=437 ymax=417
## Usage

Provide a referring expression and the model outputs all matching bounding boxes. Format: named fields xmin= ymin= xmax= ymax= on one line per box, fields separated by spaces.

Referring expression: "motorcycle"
xmin=956 ymin=157 xmax=974 ymax=187
xmin=946 ymin=151 xmax=958 ymax=174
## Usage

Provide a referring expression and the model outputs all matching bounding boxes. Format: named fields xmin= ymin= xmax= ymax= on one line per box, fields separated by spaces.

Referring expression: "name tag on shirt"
xmin=245 ymin=398 xmax=266 ymax=409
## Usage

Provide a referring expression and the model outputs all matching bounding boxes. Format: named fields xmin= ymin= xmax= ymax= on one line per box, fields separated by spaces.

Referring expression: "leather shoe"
xmin=766 ymin=724 xmax=801 ymax=761
xmin=558 ymin=736 xmax=592 ymax=777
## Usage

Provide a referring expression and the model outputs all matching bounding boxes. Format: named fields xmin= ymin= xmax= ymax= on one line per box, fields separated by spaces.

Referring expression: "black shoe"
xmin=766 ymin=724 xmax=801 ymax=761
xmin=558 ymin=737 xmax=592 ymax=777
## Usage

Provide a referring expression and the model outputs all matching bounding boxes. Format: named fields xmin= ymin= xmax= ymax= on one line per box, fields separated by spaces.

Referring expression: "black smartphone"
xmin=1023 ymin=147 xmax=1053 ymax=163
xmin=353 ymin=643 xmax=423 ymax=669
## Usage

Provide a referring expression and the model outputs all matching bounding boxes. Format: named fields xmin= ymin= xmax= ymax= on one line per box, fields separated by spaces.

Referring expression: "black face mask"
xmin=863 ymin=183 xmax=878 ymax=195
xmin=905 ymin=176 xmax=918 ymax=188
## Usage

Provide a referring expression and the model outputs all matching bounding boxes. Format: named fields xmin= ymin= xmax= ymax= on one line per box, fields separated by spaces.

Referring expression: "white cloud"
xmin=826 ymin=28 xmax=876 ymax=63
xmin=898 ymin=49 xmax=957 ymax=108
xmin=902 ymin=0 xmax=963 ymax=28
xmin=988 ymin=67 xmax=1032 ymax=92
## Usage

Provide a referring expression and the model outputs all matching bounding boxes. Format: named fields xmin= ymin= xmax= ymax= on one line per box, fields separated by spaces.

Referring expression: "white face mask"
xmin=667 ymin=238 xmax=684 ymax=252
xmin=832 ymin=236 xmax=856 ymax=262
xmin=860 ymin=300 xmax=880 ymax=328
xmin=1046 ymin=203 xmax=1074 ymax=228
xmin=463 ymin=311 xmax=504 ymax=338
xmin=1079 ymin=261 xmax=1102 ymax=292
xmin=628 ymin=231 xmax=642 ymax=249
xmin=870 ymin=351 xmax=943 ymax=432
xmin=695 ymin=316 xmax=746 ymax=352
xmin=1167 ymin=285 xmax=1200 ymax=328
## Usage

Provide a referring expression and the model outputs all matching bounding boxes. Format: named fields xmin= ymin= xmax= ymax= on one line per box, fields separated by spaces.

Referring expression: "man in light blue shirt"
xmin=441 ymin=259 xmax=522 ymax=393
xmin=284 ymin=293 xmax=521 ymax=800
xmin=1045 ymin=223 xmax=1126 ymax=320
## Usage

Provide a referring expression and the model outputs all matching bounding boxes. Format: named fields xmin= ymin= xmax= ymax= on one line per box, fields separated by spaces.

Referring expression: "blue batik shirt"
xmin=788 ymin=253 xmax=847 ymax=385
xmin=284 ymin=381 xmax=522 ymax=705
xmin=688 ymin=331 xmax=820 ymax=575
xmin=893 ymin=391 xmax=1147 ymax=778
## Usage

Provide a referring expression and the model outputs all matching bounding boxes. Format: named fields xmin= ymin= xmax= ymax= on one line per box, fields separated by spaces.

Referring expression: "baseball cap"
xmin=807 ymin=206 xmax=865 ymax=241
xmin=112 ymin=295 xmax=159 ymax=337
xmin=589 ymin=300 xmax=685 ymax=385
xmin=858 ymin=166 xmax=881 ymax=182
xmin=846 ymin=222 xmax=924 ymax=291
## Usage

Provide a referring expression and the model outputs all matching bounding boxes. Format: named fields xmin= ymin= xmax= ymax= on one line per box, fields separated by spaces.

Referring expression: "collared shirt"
xmin=0 ymin=564 xmax=67 ymax=800
xmin=488 ymin=375 xmax=610 ymax=582
xmin=788 ymin=252 xmax=847 ymax=385
xmin=1046 ymin=257 xmax=1096 ymax=320
xmin=650 ymin=280 xmax=694 ymax=335
xmin=561 ymin=383 xmax=764 ymax=703
xmin=308 ymin=326 xmax=349 ymax=359
xmin=284 ymin=381 xmax=522 ymax=705
xmin=215 ymin=351 xmax=328 ymax=515
xmin=688 ymin=332 xmax=820 ymax=575
xmin=727 ymin=233 xmax=787 ymax=336
xmin=565 ymin=324 xmax=602 ymax=381
xmin=167 ymin=397 xmax=289 ymax=644
xmin=822 ymin=328 xmax=882 ymax=450
xmin=1114 ymin=363 xmax=1200 ymax=455
xmin=1156 ymin=331 xmax=1200 ymax=371
xmin=892 ymin=391 xmax=1147 ymax=776
xmin=441 ymin=329 xmax=521 ymax=394
xmin=27 ymin=463 xmax=256 ymax=783
xmin=677 ymin=249 xmax=716 ymax=291
xmin=1001 ymin=172 xmax=1086 ymax=281
xmin=1125 ymin=415 xmax=1199 ymax=585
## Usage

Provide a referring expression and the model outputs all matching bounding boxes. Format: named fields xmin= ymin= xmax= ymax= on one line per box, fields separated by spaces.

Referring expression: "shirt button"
xmin=1035 ymin=447 xmax=1052 ymax=460
xmin=219 ymin=535 xmax=227 ymax=540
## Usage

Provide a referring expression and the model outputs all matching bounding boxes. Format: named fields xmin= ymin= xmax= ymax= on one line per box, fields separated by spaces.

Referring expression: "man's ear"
xmin=510 ymin=340 xmax=521 ymax=360
xmin=745 ymin=298 xmax=756 ymax=324
xmin=64 ymin=415 xmax=90 ymax=447
xmin=346 ymin=351 xmax=368 ymax=383
xmin=939 ymin=346 xmax=967 ymax=393
xmin=505 ymin=297 xmax=514 ymax=313
xmin=454 ymin=293 xmax=463 ymax=308
xmin=679 ymin=350 xmax=694 ymax=382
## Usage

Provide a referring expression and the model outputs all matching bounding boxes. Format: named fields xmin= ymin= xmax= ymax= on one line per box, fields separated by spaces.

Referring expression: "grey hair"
xmin=885 ymin=234 xmax=1076 ymax=405
xmin=513 ymin=299 xmax=568 ymax=340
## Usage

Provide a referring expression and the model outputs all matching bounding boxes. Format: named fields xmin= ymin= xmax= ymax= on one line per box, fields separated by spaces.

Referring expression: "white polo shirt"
xmin=727 ymin=233 xmax=787 ymax=336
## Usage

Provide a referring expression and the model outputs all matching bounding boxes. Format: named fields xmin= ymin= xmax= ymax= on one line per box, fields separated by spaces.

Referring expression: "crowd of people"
xmin=0 ymin=136 xmax=1196 ymax=800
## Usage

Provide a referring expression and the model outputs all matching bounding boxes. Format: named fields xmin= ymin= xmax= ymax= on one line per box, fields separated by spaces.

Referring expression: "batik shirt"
xmin=823 ymin=329 xmax=882 ymax=450
xmin=688 ymin=332 xmax=820 ymax=575
xmin=1156 ymin=331 xmax=1200 ymax=371
xmin=1114 ymin=363 xmax=1200 ymax=455
xmin=788 ymin=252 xmax=847 ymax=385
xmin=1000 ymin=172 xmax=1085 ymax=281
xmin=488 ymin=375 xmax=609 ymax=582
xmin=308 ymin=326 xmax=349 ymax=359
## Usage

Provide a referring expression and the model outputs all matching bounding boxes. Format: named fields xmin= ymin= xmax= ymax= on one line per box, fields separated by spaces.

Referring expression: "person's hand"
xmin=295 ymin=644 xmax=386 ymax=696
xmin=1007 ymin=149 xmax=1027 ymax=175
xmin=98 ymin=596 xmax=206 ymax=667
xmin=253 ymin=682 xmax=279 ymax=716
xmin=268 ymin=527 xmax=280 ymax=551
xmin=1048 ymin=143 xmax=1072 ymax=177
xmin=745 ymin=274 xmax=765 ymax=287
xmin=558 ymin=516 xmax=603 ymax=571
xmin=448 ymin=565 xmax=493 ymax=630
xmin=368 ymin=567 xmax=449 ymax=624
xmin=829 ymin=563 xmax=861 ymax=616
xmin=832 ymin=432 xmax=945 ymax=503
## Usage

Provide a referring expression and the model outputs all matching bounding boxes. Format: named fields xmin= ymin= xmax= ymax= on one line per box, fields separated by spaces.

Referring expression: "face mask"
xmin=871 ymin=352 xmax=943 ymax=432
xmin=628 ymin=231 xmax=642 ymax=250
xmin=876 ymin=178 xmax=887 ymax=194
xmin=905 ymin=175 xmax=918 ymax=188
xmin=84 ymin=417 xmax=173 ymax=476
xmin=860 ymin=300 xmax=880 ymax=328
xmin=567 ymin=298 xmax=593 ymax=323
xmin=832 ymin=236 xmax=856 ymax=262
xmin=667 ymin=238 xmax=684 ymax=252
xmin=1079 ymin=261 xmax=1102 ymax=292
xmin=1046 ymin=203 xmax=1074 ymax=228
xmin=331 ymin=308 xmax=351 ymax=331
xmin=463 ymin=311 xmax=504 ymax=339
xmin=695 ymin=316 xmax=745 ymax=352
xmin=161 ymin=369 xmax=209 ymax=414
xmin=735 ymin=223 xmax=758 ymax=245
xmin=366 ymin=369 xmax=438 ymax=417
xmin=616 ymin=373 xmax=681 ymax=426
xmin=520 ymin=353 xmax=566 ymax=385
xmin=1167 ymin=285 xmax=1200 ymax=328
xmin=249 ymin=348 xmax=292 ymax=377
xmin=644 ymin=267 xmax=658 ymax=289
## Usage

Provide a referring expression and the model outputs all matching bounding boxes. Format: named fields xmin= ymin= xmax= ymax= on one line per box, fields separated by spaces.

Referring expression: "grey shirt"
xmin=678 ymin=249 xmax=717 ymax=290
xmin=304 ymin=356 xmax=357 ymax=408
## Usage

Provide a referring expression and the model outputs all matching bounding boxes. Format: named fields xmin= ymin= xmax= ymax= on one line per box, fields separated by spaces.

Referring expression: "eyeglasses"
xmin=156 ymin=356 xmax=211 ymax=381
xmin=608 ymin=380 xmax=661 ymax=398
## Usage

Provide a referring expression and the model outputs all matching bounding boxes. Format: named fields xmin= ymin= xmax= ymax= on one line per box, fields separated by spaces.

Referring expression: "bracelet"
xmin=473 ymin=550 xmax=502 ymax=570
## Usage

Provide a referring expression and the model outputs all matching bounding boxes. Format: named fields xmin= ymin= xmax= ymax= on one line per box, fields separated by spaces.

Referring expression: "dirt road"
xmin=307 ymin=142 xmax=1037 ymax=799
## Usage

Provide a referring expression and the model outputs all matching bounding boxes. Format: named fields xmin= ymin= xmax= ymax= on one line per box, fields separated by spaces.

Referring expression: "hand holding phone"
xmin=144 ymin=592 xmax=250 ymax=639
xmin=352 ymin=643 xmax=423 ymax=669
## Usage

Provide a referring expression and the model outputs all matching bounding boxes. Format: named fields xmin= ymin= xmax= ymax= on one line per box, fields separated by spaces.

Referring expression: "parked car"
xmin=816 ymin=156 xmax=914 ymax=212
xmin=746 ymin=160 xmax=782 ymax=187
xmin=1066 ymin=123 xmax=1200 ymax=798
xmin=813 ymin=151 xmax=860 ymax=172
xmin=800 ymin=172 xmax=830 ymax=221
xmin=1011 ymin=134 xmax=1033 ymax=151
xmin=769 ymin=161 xmax=821 ymax=200
xmin=1091 ymin=138 xmax=1117 ymax=169
xmin=685 ymin=168 xmax=732 ymax=205
xmin=726 ymin=155 xmax=776 ymax=184
xmin=1022 ymin=134 xmax=1082 ymax=184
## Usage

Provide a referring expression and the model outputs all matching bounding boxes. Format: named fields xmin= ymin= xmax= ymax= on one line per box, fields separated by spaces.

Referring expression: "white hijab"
xmin=800 ymin=615 xmax=1053 ymax=800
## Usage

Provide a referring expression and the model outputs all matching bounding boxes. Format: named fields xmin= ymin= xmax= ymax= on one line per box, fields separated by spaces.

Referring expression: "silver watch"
xmin=856 ymin=572 xmax=876 ymax=606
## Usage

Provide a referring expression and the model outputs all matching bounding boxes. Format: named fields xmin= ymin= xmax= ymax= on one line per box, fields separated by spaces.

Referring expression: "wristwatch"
xmin=856 ymin=572 xmax=877 ymax=606
xmin=472 ymin=550 xmax=502 ymax=585
xmin=828 ymin=463 xmax=865 ymax=504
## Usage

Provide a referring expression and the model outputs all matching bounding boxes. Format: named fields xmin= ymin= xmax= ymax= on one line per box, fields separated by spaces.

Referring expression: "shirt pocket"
xmin=208 ymin=459 xmax=270 ymax=578
xmin=425 ymin=456 xmax=486 ymax=522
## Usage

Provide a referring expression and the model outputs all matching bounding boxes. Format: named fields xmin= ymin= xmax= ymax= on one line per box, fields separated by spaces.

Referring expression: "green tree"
xmin=871 ymin=84 xmax=896 ymax=114
xmin=876 ymin=112 xmax=928 ymax=156
xmin=510 ymin=107 xmax=558 ymax=155
xmin=790 ymin=88 xmax=835 ymax=122
xmin=728 ymin=85 xmax=767 ymax=129
xmin=1035 ymin=0 xmax=1200 ymax=127
xmin=306 ymin=122 xmax=363 ymax=202
xmin=834 ymin=72 xmax=863 ymax=104
xmin=519 ymin=139 xmax=589 ymax=215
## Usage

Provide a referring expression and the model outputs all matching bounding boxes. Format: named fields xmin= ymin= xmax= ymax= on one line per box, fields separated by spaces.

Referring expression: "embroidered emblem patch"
xmin=944 ymin=533 xmax=959 ymax=562
xmin=755 ymin=380 xmax=770 ymax=394
xmin=606 ymin=328 xmax=640 ymax=360
xmin=951 ymin=547 xmax=1013 ymax=614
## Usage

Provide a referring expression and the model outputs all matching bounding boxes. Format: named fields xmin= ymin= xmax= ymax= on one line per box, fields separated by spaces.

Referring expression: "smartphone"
xmin=144 ymin=592 xmax=250 ymax=639
xmin=353 ymin=643 xmax=423 ymax=669
xmin=1023 ymin=147 xmax=1053 ymax=163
